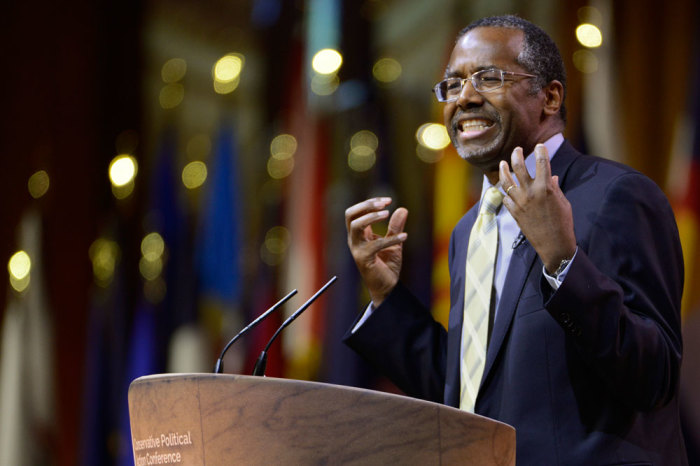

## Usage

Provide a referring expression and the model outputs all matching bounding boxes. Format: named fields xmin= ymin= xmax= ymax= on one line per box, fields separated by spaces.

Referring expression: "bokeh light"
xmin=28 ymin=170 xmax=50 ymax=199
xmin=161 ymin=58 xmax=187 ymax=83
xmin=214 ymin=54 xmax=244 ymax=82
xmin=182 ymin=161 xmax=208 ymax=189
xmin=267 ymin=156 xmax=294 ymax=179
xmin=214 ymin=78 xmax=240 ymax=95
xmin=416 ymin=123 xmax=450 ymax=150
xmin=348 ymin=130 xmax=378 ymax=172
xmin=351 ymin=130 xmax=379 ymax=151
xmin=573 ymin=49 xmax=599 ymax=74
xmin=270 ymin=134 xmax=297 ymax=160
xmin=8 ymin=250 xmax=31 ymax=280
xmin=416 ymin=144 xmax=443 ymax=163
xmin=109 ymin=155 xmax=138 ymax=187
xmin=577 ymin=6 xmax=603 ymax=25
xmin=159 ymin=83 xmax=185 ymax=108
xmin=141 ymin=232 xmax=165 ymax=261
xmin=311 ymin=72 xmax=339 ymax=96
xmin=139 ymin=256 xmax=163 ymax=281
xmin=213 ymin=54 xmax=244 ymax=95
xmin=89 ymin=238 xmax=120 ymax=287
xmin=260 ymin=226 xmax=290 ymax=266
xmin=576 ymin=23 xmax=603 ymax=48
xmin=348 ymin=148 xmax=376 ymax=172
xmin=373 ymin=57 xmax=402 ymax=83
xmin=312 ymin=48 xmax=343 ymax=75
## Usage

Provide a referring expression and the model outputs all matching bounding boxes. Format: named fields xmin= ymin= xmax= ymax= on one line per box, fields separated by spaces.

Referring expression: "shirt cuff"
xmin=351 ymin=302 xmax=375 ymax=334
xmin=543 ymin=247 xmax=578 ymax=290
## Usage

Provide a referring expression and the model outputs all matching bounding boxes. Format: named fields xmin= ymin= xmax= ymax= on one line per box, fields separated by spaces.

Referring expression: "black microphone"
xmin=252 ymin=276 xmax=338 ymax=376
xmin=213 ymin=289 xmax=298 ymax=373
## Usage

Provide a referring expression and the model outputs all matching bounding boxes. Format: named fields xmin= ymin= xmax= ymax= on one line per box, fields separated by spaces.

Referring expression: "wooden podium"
xmin=128 ymin=373 xmax=515 ymax=465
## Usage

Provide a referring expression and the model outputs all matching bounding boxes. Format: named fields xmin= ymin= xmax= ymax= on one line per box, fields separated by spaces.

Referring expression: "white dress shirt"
xmin=353 ymin=133 xmax=573 ymax=332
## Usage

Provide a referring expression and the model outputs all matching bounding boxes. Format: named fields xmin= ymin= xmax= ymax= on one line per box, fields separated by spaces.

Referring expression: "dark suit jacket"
xmin=345 ymin=141 xmax=686 ymax=465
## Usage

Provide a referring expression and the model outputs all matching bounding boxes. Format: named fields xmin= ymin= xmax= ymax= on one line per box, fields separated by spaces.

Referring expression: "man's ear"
xmin=542 ymin=80 xmax=564 ymax=116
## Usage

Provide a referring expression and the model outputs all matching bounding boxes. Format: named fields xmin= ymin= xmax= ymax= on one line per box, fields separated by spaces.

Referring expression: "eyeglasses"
xmin=432 ymin=69 xmax=536 ymax=102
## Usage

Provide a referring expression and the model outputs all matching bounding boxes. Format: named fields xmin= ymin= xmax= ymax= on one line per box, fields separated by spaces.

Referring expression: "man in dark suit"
xmin=344 ymin=15 xmax=686 ymax=465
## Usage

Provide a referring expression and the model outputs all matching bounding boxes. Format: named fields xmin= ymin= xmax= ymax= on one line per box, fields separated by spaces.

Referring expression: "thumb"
xmin=387 ymin=207 xmax=408 ymax=236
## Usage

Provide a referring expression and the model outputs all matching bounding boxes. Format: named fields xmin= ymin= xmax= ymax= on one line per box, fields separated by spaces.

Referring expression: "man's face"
xmin=443 ymin=27 xmax=547 ymax=173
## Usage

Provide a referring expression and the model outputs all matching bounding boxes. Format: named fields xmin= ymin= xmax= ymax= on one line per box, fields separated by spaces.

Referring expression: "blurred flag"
xmin=196 ymin=124 xmax=244 ymax=374
xmin=0 ymin=209 xmax=55 ymax=465
xmin=243 ymin=267 xmax=285 ymax=377
xmin=280 ymin=24 xmax=330 ymax=378
xmin=431 ymin=145 xmax=471 ymax=327
xmin=672 ymin=31 xmax=700 ymax=464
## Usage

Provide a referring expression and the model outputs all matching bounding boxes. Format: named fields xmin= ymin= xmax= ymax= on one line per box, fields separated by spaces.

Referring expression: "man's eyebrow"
xmin=443 ymin=65 xmax=498 ymax=79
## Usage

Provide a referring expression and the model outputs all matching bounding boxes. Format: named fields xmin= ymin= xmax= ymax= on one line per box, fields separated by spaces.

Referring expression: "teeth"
xmin=460 ymin=119 xmax=492 ymax=132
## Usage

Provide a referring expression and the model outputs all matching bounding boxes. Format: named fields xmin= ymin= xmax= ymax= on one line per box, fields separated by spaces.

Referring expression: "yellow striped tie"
xmin=460 ymin=186 xmax=504 ymax=412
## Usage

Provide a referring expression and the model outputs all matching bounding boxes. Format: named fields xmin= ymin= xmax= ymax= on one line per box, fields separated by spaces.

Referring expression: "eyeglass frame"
xmin=432 ymin=68 xmax=537 ymax=102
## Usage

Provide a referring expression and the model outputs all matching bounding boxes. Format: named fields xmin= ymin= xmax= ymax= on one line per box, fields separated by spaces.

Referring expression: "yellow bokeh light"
xmin=182 ymin=161 xmax=208 ymax=189
xmin=573 ymin=49 xmax=599 ymax=74
xmin=373 ymin=57 xmax=402 ymax=83
xmin=141 ymin=232 xmax=165 ymax=261
xmin=267 ymin=156 xmax=294 ymax=179
xmin=109 ymin=155 xmax=138 ymax=187
xmin=417 ymin=123 xmax=450 ymax=150
xmin=265 ymin=226 xmax=291 ymax=254
xmin=8 ymin=250 xmax=31 ymax=280
xmin=112 ymin=180 xmax=135 ymax=200
xmin=89 ymin=238 xmax=120 ymax=287
xmin=10 ymin=274 xmax=30 ymax=293
xmin=161 ymin=58 xmax=187 ymax=83
xmin=139 ymin=256 xmax=163 ymax=281
xmin=576 ymin=23 xmax=603 ymax=48
xmin=351 ymin=130 xmax=379 ymax=151
xmin=214 ymin=54 xmax=244 ymax=83
xmin=312 ymin=49 xmax=343 ymax=75
xmin=28 ymin=170 xmax=50 ymax=199
xmin=213 ymin=77 xmax=240 ymax=95
xmin=159 ymin=83 xmax=184 ymax=109
xmin=261 ymin=226 xmax=291 ymax=266
xmin=348 ymin=147 xmax=376 ymax=172
xmin=577 ymin=7 xmax=603 ymax=28
xmin=416 ymin=144 xmax=444 ymax=163
xmin=310 ymin=72 xmax=339 ymax=96
xmin=270 ymin=134 xmax=298 ymax=160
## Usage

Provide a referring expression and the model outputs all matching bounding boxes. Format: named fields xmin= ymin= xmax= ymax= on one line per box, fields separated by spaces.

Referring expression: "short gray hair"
xmin=458 ymin=15 xmax=567 ymax=123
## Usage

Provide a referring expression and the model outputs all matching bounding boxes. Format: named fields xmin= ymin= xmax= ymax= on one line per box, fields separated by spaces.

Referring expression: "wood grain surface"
xmin=128 ymin=374 xmax=515 ymax=465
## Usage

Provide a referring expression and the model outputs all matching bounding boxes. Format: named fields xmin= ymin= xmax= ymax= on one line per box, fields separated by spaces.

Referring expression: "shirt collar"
xmin=481 ymin=133 xmax=565 ymax=195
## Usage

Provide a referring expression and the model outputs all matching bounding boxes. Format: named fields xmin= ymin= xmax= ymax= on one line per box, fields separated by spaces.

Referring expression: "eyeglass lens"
xmin=435 ymin=70 xmax=504 ymax=101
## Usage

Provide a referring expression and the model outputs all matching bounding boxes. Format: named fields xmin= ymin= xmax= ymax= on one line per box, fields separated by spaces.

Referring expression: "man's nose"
xmin=456 ymin=78 xmax=484 ymax=108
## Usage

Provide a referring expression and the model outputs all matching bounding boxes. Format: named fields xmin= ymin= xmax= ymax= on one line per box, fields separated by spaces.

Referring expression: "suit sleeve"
xmin=545 ymin=172 xmax=683 ymax=410
xmin=343 ymin=282 xmax=448 ymax=403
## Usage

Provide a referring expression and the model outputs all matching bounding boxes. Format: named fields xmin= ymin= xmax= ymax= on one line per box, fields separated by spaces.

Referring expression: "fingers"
xmin=345 ymin=197 xmax=390 ymax=233
xmin=387 ymin=207 xmax=408 ymax=236
xmin=345 ymin=197 xmax=408 ymax=247
xmin=499 ymin=159 xmax=518 ymax=193
xmin=509 ymin=147 xmax=531 ymax=189
xmin=534 ymin=144 xmax=552 ymax=186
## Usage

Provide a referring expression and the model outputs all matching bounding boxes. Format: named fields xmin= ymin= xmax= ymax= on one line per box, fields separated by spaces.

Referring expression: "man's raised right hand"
xmin=345 ymin=197 xmax=408 ymax=306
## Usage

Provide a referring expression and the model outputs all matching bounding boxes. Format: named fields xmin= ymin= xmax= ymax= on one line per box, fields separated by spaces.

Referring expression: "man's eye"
xmin=446 ymin=81 xmax=462 ymax=90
